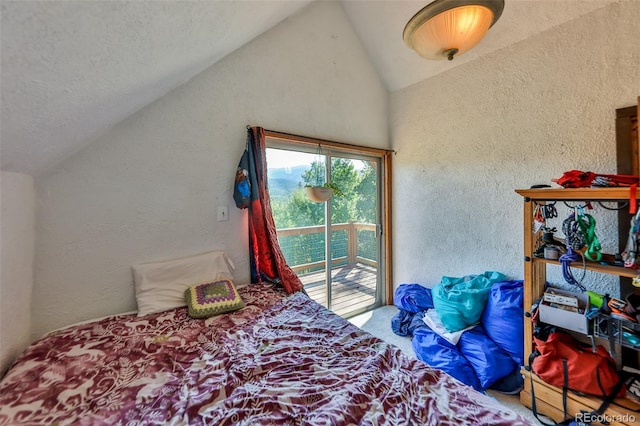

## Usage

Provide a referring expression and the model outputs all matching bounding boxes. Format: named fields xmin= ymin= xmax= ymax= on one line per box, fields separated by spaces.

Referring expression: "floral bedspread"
xmin=0 ymin=284 xmax=533 ymax=425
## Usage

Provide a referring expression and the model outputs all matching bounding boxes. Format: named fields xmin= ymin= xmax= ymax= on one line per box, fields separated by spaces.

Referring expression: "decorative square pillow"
xmin=184 ymin=280 xmax=244 ymax=318
xmin=132 ymin=250 xmax=235 ymax=316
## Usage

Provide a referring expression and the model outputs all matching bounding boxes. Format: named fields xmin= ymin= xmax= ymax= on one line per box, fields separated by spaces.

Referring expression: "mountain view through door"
xmin=266 ymin=146 xmax=382 ymax=318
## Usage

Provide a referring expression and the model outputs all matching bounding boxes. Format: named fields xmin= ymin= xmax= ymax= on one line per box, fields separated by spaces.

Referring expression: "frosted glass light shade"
xmin=403 ymin=0 xmax=504 ymax=61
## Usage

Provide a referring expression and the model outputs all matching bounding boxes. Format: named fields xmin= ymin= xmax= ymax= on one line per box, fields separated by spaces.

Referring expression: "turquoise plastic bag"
xmin=432 ymin=271 xmax=506 ymax=332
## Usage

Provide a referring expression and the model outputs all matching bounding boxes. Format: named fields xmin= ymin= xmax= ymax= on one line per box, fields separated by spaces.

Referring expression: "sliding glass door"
xmin=266 ymin=140 xmax=385 ymax=318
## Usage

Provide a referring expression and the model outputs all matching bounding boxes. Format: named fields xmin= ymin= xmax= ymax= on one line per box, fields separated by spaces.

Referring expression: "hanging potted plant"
xmin=304 ymin=145 xmax=344 ymax=203
xmin=305 ymin=182 xmax=344 ymax=203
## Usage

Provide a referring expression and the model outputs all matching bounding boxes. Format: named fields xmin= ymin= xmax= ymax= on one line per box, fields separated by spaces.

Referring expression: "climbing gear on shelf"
xmin=533 ymin=203 xmax=546 ymax=233
xmin=557 ymin=207 xmax=601 ymax=290
xmin=534 ymin=226 xmax=566 ymax=258
xmin=544 ymin=246 xmax=560 ymax=260
xmin=625 ymin=293 xmax=640 ymax=322
xmin=607 ymin=297 xmax=637 ymax=323
xmin=543 ymin=202 xmax=558 ymax=219
xmin=560 ymin=211 xmax=588 ymax=291
xmin=562 ymin=211 xmax=586 ymax=252
xmin=622 ymin=210 xmax=640 ymax=268
xmin=575 ymin=211 xmax=601 ymax=262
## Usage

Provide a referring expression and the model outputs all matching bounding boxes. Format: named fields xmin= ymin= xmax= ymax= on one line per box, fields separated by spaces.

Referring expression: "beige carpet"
xmin=348 ymin=305 xmax=538 ymax=423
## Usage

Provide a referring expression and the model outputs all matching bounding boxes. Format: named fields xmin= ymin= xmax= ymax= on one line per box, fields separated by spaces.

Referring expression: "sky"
xmin=266 ymin=148 xmax=316 ymax=169
xmin=266 ymin=147 xmax=367 ymax=171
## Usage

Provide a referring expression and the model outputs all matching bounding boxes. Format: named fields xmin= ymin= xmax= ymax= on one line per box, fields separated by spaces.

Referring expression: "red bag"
xmin=553 ymin=170 xmax=639 ymax=213
xmin=553 ymin=170 xmax=639 ymax=188
xmin=531 ymin=331 xmax=625 ymax=398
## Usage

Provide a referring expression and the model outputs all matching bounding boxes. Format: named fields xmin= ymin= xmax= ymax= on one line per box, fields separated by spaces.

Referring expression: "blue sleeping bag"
xmin=393 ymin=284 xmax=434 ymax=313
xmin=412 ymin=325 xmax=482 ymax=392
xmin=405 ymin=274 xmax=523 ymax=393
xmin=481 ymin=280 xmax=524 ymax=365
xmin=457 ymin=325 xmax=517 ymax=389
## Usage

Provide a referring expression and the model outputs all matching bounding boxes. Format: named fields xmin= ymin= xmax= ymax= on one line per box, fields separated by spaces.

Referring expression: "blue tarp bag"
xmin=393 ymin=284 xmax=434 ymax=313
xmin=391 ymin=310 xmax=413 ymax=336
xmin=458 ymin=325 xmax=518 ymax=389
xmin=481 ymin=280 xmax=524 ymax=365
xmin=432 ymin=271 xmax=506 ymax=332
xmin=412 ymin=326 xmax=482 ymax=391
xmin=391 ymin=310 xmax=427 ymax=337
xmin=490 ymin=369 xmax=525 ymax=394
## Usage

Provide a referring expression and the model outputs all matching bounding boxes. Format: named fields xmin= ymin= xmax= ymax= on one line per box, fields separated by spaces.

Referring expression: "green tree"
xmin=329 ymin=158 xmax=359 ymax=224
xmin=272 ymin=158 xmax=377 ymax=227
xmin=270 ymin=157 xmax=378 ymax=268
xmin=355 ymin=161 xmax=377 ymax=223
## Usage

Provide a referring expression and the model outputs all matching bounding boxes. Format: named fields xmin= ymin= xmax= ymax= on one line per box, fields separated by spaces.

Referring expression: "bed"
xmin=0 ymin=281 xmax=535 ymax=425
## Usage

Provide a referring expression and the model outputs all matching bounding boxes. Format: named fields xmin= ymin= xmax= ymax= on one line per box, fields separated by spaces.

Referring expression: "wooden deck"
xmin=299 ymin=263 xmax=378 ymax=317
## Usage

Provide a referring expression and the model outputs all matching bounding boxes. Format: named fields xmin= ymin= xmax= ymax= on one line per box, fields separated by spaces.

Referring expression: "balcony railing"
xmin=277 ymin=221 xmax=377 ymax=274
xmin=277 ymin=221 xmax=379 ymax=317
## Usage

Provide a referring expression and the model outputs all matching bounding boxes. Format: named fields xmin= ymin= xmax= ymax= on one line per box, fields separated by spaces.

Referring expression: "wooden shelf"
xmin=531 ymin=257 xmax=640 ymax=278
xmin=516 ymin=187 xmax=640 ymax=202
xmin=521 ymin=369 xmax=640 ymax=425
xmin=517 ymin=186 xmax=640 ymax=424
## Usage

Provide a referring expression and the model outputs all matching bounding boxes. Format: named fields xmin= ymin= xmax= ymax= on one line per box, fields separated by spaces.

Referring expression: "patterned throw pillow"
xmin=184 ymin=280 xmax=244 ymax=318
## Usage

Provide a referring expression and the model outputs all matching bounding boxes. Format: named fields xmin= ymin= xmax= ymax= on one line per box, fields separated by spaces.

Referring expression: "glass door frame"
xmin=264 ymin=130 xmax=393 ymax=310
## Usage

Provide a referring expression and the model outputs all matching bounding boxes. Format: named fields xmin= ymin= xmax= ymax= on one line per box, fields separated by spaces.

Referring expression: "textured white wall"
xmin=1 ymin=171 xmax=35 ymax=374
xmin=32 ymin=1 xmax=388 ymax=339
xmin=391 ymin=2 xmax=640 ymax=296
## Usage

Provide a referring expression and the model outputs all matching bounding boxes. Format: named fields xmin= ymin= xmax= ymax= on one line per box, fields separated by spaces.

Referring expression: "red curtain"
xmin=246 ymin=127 xmax=303 ymax=294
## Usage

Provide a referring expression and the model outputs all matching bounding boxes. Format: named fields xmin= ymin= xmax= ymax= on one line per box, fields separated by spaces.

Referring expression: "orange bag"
xmin=531 ymin=331 xmax=625 ymax=398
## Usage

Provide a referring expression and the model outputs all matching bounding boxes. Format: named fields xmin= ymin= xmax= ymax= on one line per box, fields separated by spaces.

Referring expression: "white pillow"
xmin=132 ymin=250 xmax=235 ymax=316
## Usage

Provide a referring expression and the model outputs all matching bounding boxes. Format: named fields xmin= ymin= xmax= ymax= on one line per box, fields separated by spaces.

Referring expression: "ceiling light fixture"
xmin=403 ymin=0 xmax=504 ymax=61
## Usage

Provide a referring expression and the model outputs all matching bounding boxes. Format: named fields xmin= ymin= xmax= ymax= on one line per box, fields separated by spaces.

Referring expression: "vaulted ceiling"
xmin=0 ymin=0 xmax=615 ymax=176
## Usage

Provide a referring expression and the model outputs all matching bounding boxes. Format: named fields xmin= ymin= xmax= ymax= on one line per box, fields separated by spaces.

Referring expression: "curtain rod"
xmin=261 ymin=128 xmax=395 ymax=157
